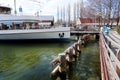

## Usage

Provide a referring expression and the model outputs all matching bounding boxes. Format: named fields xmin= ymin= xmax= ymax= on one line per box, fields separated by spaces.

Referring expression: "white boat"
xmin=0 ymin=6 xmax=70 ymax=40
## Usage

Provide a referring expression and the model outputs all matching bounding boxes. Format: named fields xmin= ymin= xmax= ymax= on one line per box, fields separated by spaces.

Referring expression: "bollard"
xmin=75 ymin=42 xmax=81 ymax=53
xmin=80 ymin=38 xmax=85 ymax=46
xmin=50 ymin=57 xmax=60 ymax=67
xmin=58 ymin=53 xmax=67 ymax=72
xmin=73 ymin=43 xmax=77 ymax=55
xmin=58 ymin=53 xmax=67 ymax=80
xmin=81 ymin=34 xmax=91 ymax=45
xmin=73 ymin=42 xmax=81 ymax=57
xmin=66 ymin=47 xmax=77 ymax=62
xmin=51 ymin=53 xmax=67 ymax=80
xmin=76 ymin=42 xmax=81 ymax=55
xmin=50 ymin=39 xmax=85 ymax=80
xmin=78 ymin=39 xmax=84 ymax=47
xmin=51 ymin=65 xmax=60 ymax=80
xmin=65 ymin=49 xmax=73 ymax=67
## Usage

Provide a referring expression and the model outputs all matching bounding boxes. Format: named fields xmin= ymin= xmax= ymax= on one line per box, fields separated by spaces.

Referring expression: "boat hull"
xmin=0 ymin=27 xmax=70 ymax=40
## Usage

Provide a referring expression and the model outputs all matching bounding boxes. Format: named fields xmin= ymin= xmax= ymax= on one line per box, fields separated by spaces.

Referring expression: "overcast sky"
xmin=0 ymin=0 xmax=79 ymax=21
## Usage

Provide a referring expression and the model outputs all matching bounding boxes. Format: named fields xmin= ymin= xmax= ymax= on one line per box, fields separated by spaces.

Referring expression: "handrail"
xmin=104 ymin=34 xmax=120 ymax=49
xmin=103 ymin=34 xmax=120 ymax=69
xmin=99 ymin=38 xmax=108 ymax=80
xmin=70 ymin=30 xmax=99 ymax=34
xmin=101 ymin=33 xmax=120 ymax=80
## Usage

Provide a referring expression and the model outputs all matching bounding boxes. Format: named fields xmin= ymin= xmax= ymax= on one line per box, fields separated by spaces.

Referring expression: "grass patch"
xmin=116 ymin=25 xmax=120 ymax=34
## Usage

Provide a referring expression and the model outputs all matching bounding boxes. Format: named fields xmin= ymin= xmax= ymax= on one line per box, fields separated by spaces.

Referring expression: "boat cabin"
xmin=0 ymin=5 xmax=55 ymax=30
xmin=0 ymin=15 xmax=40 ymax=30
xmin=0 ymin=5 xmax=11 ymax=14
xmin=39 ymin=16 xmax=54 ymax=28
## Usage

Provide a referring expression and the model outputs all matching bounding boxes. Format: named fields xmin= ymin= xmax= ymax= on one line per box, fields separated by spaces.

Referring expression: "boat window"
xmin=31 ymin=23 xmax=35 ymax=29
xmin=26 ymin=23 xmax=30 ymax=29
xmin=2 ymin=22 xmax=12 ymax=30
xmin=3 ymin=22 xmax=12 ymax=25
xmin=4 ymin=24 xmax=10 ymax=30
xmin=0 ymin=23 xmax=1 ymax=30
xmin=14 ymin=22 xmax=23 ymax=29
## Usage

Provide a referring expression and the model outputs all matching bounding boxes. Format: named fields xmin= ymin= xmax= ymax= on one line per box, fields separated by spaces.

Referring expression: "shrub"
xmin=116 ymin=25 xmax=120 ymax=34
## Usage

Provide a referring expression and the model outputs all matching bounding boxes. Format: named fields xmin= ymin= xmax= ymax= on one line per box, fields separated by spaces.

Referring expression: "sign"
xmin=19 ymin=6 xmax=23 ymax=12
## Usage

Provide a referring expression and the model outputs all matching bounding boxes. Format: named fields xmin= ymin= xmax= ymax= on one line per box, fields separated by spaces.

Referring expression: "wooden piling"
xmin=50 ymin=36 xmax=89 ymax=80
xmin=51 ymin=65 xmax=60 ymax=80
xmin=50 ymin=53 xmax=67 ymax=80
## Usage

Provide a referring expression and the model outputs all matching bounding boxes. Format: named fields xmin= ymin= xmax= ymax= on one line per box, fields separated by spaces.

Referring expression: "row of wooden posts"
xmin=50 ymin=34 xmax=91 ymax=80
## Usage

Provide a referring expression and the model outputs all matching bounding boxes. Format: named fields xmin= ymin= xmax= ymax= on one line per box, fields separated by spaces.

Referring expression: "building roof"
xmin=79 ymin=18 xmax=120 ymax=24
xmin=39 ymin=16 xmax=54 ymax=22
xmin=79 ymin=18 xmax=99 ymax=23
xmin=0 ymin=5 xmax=12 ymax=10
xmin=0 ymin=15 xmax=39 ymax=22
xmin=78 ymin=18 xmax=120 ymax=26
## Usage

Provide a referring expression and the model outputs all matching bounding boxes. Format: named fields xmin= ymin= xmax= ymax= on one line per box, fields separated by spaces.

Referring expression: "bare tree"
xmin=87 ymin=0 xmax=120 ymax=27
xmin=73 ymin=2 xmax=77 ymax=23
xmin=61 ymin=7 xmax=62 ymax=24
xmin=80 ymin=0 xmax=84 ymax=18
xmin=57 ymin=6 xmax=59 ymax=25
xmin=68 ymin=3 xmax=71 ymax=26
xmin=77 ymin=1 xmax=80 ymax=18
xmin=116 ymin=1 xmax=120 ymax=26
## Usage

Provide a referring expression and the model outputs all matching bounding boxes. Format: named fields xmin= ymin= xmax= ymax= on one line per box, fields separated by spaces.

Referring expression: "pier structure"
xmin=50 ymin=42 xmax=81 ymax=80
xmin=70 ymin=29 xmax=100 ymax=40
xmin=99 ymin=30 xmax=120 ymax=80
xmin=50 ymin=33 xmax=93 ymax=80
xmin=50 ymin=28 xmax=120 ymax=80
xmin=70 ymin=30 xmax=100 ymax=34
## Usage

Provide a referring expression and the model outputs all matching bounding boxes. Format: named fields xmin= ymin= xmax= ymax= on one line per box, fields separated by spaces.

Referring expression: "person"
xmin=0 ymin=23 xmax=1 ymax=30
xmin=100 ymin=26 xmax=103 ymax=32
xmin=26 ymin=24 xmax=30 ymax=29
xmin=104 ymin=26 xmax=110 ymax=35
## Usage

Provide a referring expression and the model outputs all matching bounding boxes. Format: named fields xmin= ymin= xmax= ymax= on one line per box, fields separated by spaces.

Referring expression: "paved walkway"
xmin=109 ymin=30 xmax=120 ymax=44
xmin=104 ymin=30 xmax=120 ymax=54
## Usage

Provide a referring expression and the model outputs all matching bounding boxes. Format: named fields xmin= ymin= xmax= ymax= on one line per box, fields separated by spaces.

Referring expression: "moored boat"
xmin=0 ymin=5 xmax=70 ymax=40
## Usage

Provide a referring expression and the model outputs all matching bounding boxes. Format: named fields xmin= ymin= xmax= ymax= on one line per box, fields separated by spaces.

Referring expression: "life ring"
xmin=59 ymin=33 xmax=64 ymax=38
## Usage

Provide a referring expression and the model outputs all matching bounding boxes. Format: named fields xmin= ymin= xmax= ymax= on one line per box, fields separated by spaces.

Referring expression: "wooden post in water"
xmin=50 ymin=38 xmax=85 ymax=80
xmin=51 ymin=53 xmax=67 ymax=80
xmin=58 ymin=53 xmax=67 ymax=80
xmin=73 ymin=42 xmax=81 ymax=57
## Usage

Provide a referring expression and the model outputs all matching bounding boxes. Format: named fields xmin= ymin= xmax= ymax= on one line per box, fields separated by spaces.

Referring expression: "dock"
xmin=99 ymin=30 xmax=120 ymax=80
xmin=50 ymin=28 xmax=120 ymax=80
xmin=70 ymin=30 xmax=100 ymax=35
xmin=50 ymin=33 xmax=97 ymax=80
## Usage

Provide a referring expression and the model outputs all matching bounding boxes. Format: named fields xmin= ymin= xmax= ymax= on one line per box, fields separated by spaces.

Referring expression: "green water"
xmin=68 ymin=41 xmax=100 ymax=80
xmin=0 ymin=40 xmax=100 ymax=80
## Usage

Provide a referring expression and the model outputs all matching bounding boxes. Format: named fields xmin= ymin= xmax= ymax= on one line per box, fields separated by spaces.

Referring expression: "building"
xmin=39 ymin=16 xmax=54 ymax=28
xmin=76 ymin=17 xmax=120 ymax=30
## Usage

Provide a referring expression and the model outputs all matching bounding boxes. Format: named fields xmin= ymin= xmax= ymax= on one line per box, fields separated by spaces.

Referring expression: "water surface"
xmin=0 ymin=40 xmax=100 ymax=80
